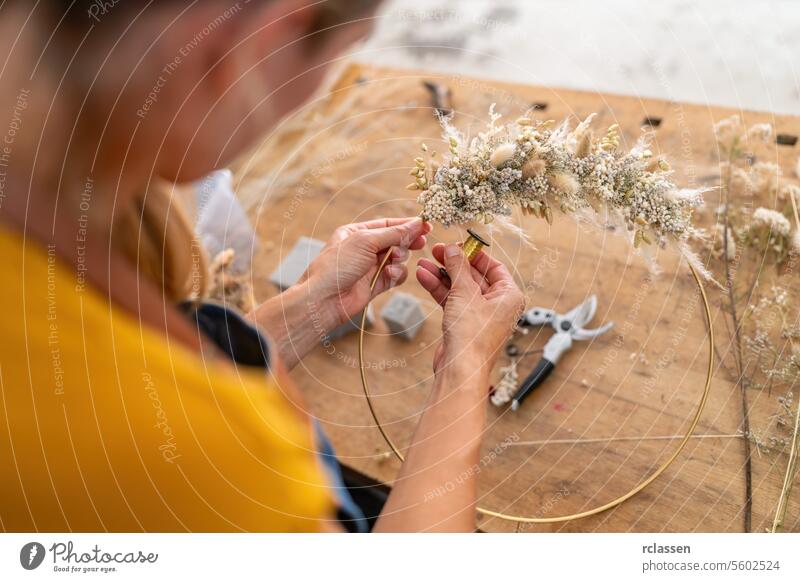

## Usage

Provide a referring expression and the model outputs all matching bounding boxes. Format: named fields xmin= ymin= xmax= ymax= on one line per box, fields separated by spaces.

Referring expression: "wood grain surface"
xmin=232 ymin=63 xmax=800 ymax=532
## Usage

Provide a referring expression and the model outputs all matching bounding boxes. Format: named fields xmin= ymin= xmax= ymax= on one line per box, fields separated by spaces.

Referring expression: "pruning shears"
xmin=510 ymin=295 xmax=614 ymax=411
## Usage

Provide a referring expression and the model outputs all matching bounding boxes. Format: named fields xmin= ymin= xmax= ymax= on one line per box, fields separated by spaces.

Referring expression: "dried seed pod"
xmin=544 ymin=206 xmax=553 ymax=225
xmin=490 ymin=143 xmax=516 ymax=168
xmin=645 ymin=156 xmax=664 ymax=173
xmin=522 ymin=158 xmax=547 ymax=179
xmin=601 ymin=124 xmax=621 ymax=152
xmin=575 ymin=130 xmax=594 ymax=158
xmin=548 ymin=172 xmax=580 ymax=197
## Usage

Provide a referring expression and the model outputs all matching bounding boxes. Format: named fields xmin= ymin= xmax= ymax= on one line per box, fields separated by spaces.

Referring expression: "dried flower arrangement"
xmin=744 ymin=287 xmax=798 ymax=453
xmin=699 ymin=115 xmax=800 ymax=532
xmin=742 ymin=286 xmax=799 ymax=532
xmin=208 ymin=248 xmax=255 ymax=313
xmin=491 ymin=357 xmax=519 ymax=407
xmin=411 ymin=106 xmax=706 ymax=267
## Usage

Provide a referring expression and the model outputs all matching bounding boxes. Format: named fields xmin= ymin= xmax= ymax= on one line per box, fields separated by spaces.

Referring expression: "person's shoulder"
xmin=0 ymin=226 xmax=333 ymax=531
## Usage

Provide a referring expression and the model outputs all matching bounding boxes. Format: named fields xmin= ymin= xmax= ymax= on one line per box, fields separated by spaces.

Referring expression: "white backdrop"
xmin=359 ymin=0 xmax=800 ymax=115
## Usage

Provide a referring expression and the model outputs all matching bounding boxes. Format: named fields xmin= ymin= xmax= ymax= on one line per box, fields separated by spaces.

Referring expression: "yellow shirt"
xmin=0 ymin=227 xmax=333 ymax=531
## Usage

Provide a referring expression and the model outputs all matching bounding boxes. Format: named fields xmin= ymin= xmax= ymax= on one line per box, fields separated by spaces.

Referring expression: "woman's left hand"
xmin=250 ymin=217 xmax=430 ymax=370
xmin=304 ymin=217 xmax=431 ymax=325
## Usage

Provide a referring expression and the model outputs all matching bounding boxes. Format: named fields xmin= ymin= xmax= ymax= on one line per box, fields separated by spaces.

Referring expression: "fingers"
xmin=352 ymin=216 xmax=422 ymax=230
xmin=433 ymin=242 xmax=515 ymax=290
xmin=374 ymin=262 xmax=409 ymax=296
xmin=442 ymin=244 xmax=478 ymax=292
xmin=481 ymin=257 xmax=515 ymax=289
xmin=389 ymin=246 xmax=410 ymax=264
xmin=430 ymin=243 xmax=490 ymax=292
xmin=416 ymin=261 xmax=450 ymax=306
xmin=361 ymin=217 xmax=430 ymax=252
xmin=330 ymin=217 xmax=431 ymax=246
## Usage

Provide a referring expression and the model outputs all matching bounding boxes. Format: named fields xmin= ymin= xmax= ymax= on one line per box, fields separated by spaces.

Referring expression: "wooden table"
xmin=233 ymin=63 xmax=800 ymax=532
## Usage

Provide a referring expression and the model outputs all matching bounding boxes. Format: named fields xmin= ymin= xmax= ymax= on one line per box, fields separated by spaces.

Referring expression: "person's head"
xmin=3 ymin=1 xmax=379 ymax=188
xmin=1 ymin=0 xmax=381 ymax=300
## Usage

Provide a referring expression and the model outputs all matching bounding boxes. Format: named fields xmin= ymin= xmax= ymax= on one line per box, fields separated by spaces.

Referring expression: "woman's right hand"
xmin=377 ymin=244 xmax=523 ymax=532
xmin=416 ymin=243 xmax=525 ymax=379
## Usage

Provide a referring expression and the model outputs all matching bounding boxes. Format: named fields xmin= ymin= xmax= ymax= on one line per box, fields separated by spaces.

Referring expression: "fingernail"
xmin=444 ymin=244 xmax=460 ymax=258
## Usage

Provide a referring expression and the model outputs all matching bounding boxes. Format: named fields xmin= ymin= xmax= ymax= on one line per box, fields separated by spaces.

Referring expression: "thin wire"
xmin=508 ymin=433 xmax=741 ymax=447
xmin=770 ymin=195 xmax=800 ymax=532
xmin=359 ymin=251 xmax=715 ymax=524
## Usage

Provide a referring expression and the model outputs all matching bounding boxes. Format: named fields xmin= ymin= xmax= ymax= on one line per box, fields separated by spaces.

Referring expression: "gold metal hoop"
xmin=359 ymin=251 xmax=714 ymax=524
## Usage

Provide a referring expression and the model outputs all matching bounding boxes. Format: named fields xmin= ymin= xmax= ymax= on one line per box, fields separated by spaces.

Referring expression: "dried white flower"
xmin=491 ymin=358 xmax=519 ymax=407
xmin=713 ymin=115 xmax=743 ymax=146
xmin=746 ymin=123 xmax=773 ymax=143
xmin=729 ymin=167 xmax=754 ymax=196
xmin=752 ymin=207 xmax=791 ymax=237
xmin=779 ymin=183 xmax=800 ymax=205
xmin=750 ymin=162 xmax=781 ymax=196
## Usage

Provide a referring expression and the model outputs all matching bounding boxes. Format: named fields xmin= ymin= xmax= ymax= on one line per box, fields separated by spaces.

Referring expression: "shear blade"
xmin=565 ymin=295 xmax=597 ymax=329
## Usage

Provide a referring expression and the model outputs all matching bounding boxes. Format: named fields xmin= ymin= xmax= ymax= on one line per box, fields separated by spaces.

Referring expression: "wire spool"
xmin=358 ymin=242 xmax=714 ymax=524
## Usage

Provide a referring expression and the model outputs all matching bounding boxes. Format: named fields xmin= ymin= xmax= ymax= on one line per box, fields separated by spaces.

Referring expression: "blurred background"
xmin=360 ymin=0 xmax=799 ymax=114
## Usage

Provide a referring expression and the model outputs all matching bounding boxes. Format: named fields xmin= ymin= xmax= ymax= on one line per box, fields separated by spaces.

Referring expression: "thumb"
xmin=442 ymin=244 xmax=475 ymax=290
xmin=363 ymin=218 xmax=424 ymax=251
